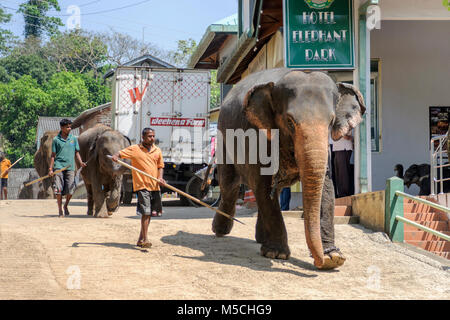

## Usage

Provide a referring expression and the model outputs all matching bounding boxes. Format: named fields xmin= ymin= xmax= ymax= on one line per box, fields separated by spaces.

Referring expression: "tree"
xmin=0 ymin=41 xmax=57 ymax=84
xmin=45 ymin=72 xmax=91 ymax=117
xmin=80 ymin=72 xmax=112 ymax=107
xmin=210 ymin=70 xmax=220 ymax=110
xmin=18 ymin=0 xmax=64 ymax=39
xmin=170 ymin=38 xmax=197 ymax=68
xmin=100 ymin=30 xmax=170 ymax=66
xmin=0 ymin=7 xmax=16 ymax=55
xmin=0 ymin=76 xmax=50 ymax=167
xmin=45 ymin=30 xmax=108 ymax=77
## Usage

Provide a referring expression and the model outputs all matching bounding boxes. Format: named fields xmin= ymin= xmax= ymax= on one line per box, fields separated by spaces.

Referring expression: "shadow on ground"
xmin=71 ymin=242 xmax=150 ymax=253
xmin=160 ymin=231 xmax=326 ymax=277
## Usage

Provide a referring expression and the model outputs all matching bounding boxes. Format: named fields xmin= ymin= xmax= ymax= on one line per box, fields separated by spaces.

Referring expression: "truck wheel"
xmin=185 ymin=176 xmax=221 ymax=207
xmin=122 ymin=191 xmax=133 ymax=204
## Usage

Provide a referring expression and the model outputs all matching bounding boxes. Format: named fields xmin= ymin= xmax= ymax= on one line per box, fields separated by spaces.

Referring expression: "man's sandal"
xmin=137 ymin=241 xmax=152 ymax=248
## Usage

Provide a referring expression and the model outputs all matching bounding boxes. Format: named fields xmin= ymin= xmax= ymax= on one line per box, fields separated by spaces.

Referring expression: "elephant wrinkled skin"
xmin=212 ymin=68 xmax=365 ymax=269
xmin=78 ymin=124 xmax=130 ymax=218
xmin=34 ymin=131 xmax=58 ymax=199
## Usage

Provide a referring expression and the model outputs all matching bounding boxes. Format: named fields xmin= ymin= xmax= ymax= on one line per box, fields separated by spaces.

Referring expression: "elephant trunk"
xmin=294 ymin=122 xmax=328 ymax=268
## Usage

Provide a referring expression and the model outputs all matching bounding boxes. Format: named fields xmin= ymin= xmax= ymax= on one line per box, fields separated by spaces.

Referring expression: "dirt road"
xmin=0 ymin=199 xmax=449 ymax=300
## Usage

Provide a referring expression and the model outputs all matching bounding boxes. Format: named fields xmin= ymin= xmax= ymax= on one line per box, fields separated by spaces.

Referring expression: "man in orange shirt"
xmin=112 ymin=128 xmax=165 ymax=248
xmin=0 ymin=152 xmax=12 ymax=200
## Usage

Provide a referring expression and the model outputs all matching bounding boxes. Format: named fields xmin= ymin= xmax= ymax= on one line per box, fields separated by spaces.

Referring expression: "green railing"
xmin=385 ymin=177 xmax=450 ymax=242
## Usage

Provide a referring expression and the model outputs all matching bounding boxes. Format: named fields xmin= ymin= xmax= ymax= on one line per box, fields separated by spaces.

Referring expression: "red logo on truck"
xmin=128 ymin=82 xmax=149 ymax=103
xmin=150 ymin=117 xmax=205 ymax=127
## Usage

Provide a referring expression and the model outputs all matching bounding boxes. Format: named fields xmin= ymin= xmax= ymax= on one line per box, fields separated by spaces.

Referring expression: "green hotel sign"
xmin=284 ymin=0 xmax=355 ymax=69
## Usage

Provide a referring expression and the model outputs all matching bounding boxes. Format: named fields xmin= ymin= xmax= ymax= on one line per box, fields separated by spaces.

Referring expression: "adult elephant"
xmin=78 ymin=124 xmax=131 ymax=218
xmin=212 ymin=68 xmax=365 ymax=270
xmin=34 ymin=131 xmax=58 ymax=199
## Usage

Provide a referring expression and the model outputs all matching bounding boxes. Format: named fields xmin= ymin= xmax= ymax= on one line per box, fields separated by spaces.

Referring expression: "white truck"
xmin=111 ymin=66 xmax=212 ymax=204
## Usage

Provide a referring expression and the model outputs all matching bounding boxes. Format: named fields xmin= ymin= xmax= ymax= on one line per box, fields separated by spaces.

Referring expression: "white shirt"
xmin=332 ymin=136 xmax=353 ymax=151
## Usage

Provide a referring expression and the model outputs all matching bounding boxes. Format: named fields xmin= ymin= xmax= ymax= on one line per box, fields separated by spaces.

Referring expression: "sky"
xmin=1 ymin=0 xmax=238 ymax=51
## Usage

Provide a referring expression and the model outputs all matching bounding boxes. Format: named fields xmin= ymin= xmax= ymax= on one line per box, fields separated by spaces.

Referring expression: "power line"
xmin=2 ymin=4 xmax=199 ymax=39
xmin=24 ymin=0 xmax=152 ymax=17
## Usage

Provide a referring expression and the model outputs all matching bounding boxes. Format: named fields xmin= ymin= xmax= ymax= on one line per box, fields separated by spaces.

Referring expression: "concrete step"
xmin=431 ymin=251 xmax=450 ymax=259
xmin=405 ymin=240 xmax=450 ymax=252
xmin=283 ymin=211 xmax=359 ymax=224
xmin=404 ymin=212 xmax=448 ymax=222
xmin=403 ymin=203 xmax=436 ymax=214
xmin=334 ymin=205 xmax=352 ymax=216
xmin=404 ymin=221 xmax=449 ymax=232
xmin=335 ymin=196 xmax=352 ymax=206
xmin=404 ymin=230 xmax=450 ymax=241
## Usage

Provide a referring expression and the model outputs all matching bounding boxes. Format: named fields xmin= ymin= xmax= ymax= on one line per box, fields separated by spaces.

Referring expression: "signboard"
xmin=283 ymin=0 xmax=355 ymax=69
xmin=429 ymin=107 xmax=450 ymax=148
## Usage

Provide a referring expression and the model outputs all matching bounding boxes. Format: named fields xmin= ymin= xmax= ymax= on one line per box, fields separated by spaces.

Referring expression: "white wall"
xmin=370 ymin=20 xmax=450 ymax=193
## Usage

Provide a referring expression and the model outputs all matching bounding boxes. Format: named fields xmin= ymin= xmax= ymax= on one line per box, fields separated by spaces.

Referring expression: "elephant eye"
xmin=287 ymin=115 xmax=296 ymax=132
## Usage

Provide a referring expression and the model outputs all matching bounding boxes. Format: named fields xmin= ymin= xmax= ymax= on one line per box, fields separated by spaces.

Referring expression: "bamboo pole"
xmin=24 ymin=166 xmax=69 ymax=187
xmin=107 ymin=155 xmax=245 ymax=225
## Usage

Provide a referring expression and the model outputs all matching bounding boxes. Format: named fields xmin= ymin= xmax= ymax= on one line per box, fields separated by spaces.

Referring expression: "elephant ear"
xmin=243 ymin=82 xmax=276 ymax=140
xmin=337 ymin=83 xmax=366 ymax=114
xmin=331 ymin=83 xmax=367 ymax=141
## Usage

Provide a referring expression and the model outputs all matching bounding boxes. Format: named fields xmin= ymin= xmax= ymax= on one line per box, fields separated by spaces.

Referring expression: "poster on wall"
xmin=429 ymin=106 xmax=450 ymax=149
xmin=283 ymin=0 xmax=355 ymax=69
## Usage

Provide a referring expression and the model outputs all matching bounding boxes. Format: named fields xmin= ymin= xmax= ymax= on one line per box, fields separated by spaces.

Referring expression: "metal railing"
xmin=394 ymin=191 xmax=450 ymax=242
xmin=430 ymin=133 xmax=450 ymax=195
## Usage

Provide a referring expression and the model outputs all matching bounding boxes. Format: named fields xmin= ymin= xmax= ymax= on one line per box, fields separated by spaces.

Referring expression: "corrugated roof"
xmin=36 ymin=117 xmax=80 ymax=149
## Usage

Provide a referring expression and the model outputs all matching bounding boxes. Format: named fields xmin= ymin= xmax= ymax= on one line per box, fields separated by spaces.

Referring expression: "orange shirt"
xmin=119 ymin=144 xmax=164 ymax=192
xmin=1 ymin=158 xmax=11 ymax=179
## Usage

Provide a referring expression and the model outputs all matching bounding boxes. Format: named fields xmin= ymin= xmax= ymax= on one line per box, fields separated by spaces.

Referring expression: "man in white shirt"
xmin=331 ymin=132 xmax=353 ymax=198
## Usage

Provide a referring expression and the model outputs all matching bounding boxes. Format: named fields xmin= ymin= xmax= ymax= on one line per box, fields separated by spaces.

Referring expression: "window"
xmin=370 ymin=59 xmax=381 ymax=152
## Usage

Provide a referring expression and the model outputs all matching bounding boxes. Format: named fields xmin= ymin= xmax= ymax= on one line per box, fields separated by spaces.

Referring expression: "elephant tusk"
xmin=107 ymin=155 xmax=246 ymax=226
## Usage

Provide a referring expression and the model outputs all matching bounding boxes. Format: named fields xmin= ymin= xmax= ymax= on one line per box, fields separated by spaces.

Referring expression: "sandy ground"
xmin=0 ymin=199 xmax=449 ymax=300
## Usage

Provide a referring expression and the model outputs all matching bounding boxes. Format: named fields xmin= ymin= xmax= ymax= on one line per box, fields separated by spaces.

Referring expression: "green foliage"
xmin=0 ymin=76 xmax=50 ymax=167
xmin=18 ymin=0 xmax=64 ymax=39
xmin=210 ymin=70 xmax=221 ymax=110
xmin=45 ymin=72 xmax=91 ymax=117
xmin=0 ymin=48 xmax=57 ymax=85
xmin=170 ymin=38 xmax=197 ymax=68
xmin=80 ymin=73 xmax=112 ymax=107
xmin=0 ymin=7 xmax=16 ymax=54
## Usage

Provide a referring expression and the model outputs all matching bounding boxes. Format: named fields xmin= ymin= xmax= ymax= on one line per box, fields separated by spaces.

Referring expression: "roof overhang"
xmin=217 ymin=0 xmax=283 ymax=84
xmin=188 ymin=24 xmax=238 ymax=69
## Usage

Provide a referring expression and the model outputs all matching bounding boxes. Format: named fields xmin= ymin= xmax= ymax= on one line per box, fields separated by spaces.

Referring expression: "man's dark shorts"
xmin=1 ymin=178 xmax=7 ymax=188
xmin=53 ymin=170 xmax=75 ymax=196
xmin=136 ymin=189 xmax=162 ymax=215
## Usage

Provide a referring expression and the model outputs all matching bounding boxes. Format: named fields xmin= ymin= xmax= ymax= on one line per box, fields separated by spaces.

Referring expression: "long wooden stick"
xmin=24 ymin=166 xmax=69 ymax=187
xmin=0 ymin=156 xmax=24 ymax=178
xmin=107 ymin=155 xmax=245 ymax=225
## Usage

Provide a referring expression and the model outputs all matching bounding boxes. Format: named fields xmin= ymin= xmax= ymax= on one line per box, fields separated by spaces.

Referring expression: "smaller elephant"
xmin=78 ymin=124 xmax=130 ymax=217
xmin=18 ymin=170 xmax=41 ymax=199
xmin=34 ymin=131 xmax=59 ymax=199
xmin=401 ymin=163 xmax=450 ymax=195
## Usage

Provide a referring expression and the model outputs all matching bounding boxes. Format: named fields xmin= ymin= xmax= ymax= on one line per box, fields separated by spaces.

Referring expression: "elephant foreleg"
xmin=106 ymin=177 xmax=122 ymax=216
xmin=254 ymin=178 xmax=290 ymax=260
xmin=255 ymin=209 xmax=265 ymax=244
xmin=212 ymin=165 xmax=241 ymax=236
xmin=319 ymin=167 xmax=346 ymax=269
xmin=86 ymin=182 xmax=94 ymax=216
xmin=91 ymin=181 xmax=108 ymax=218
